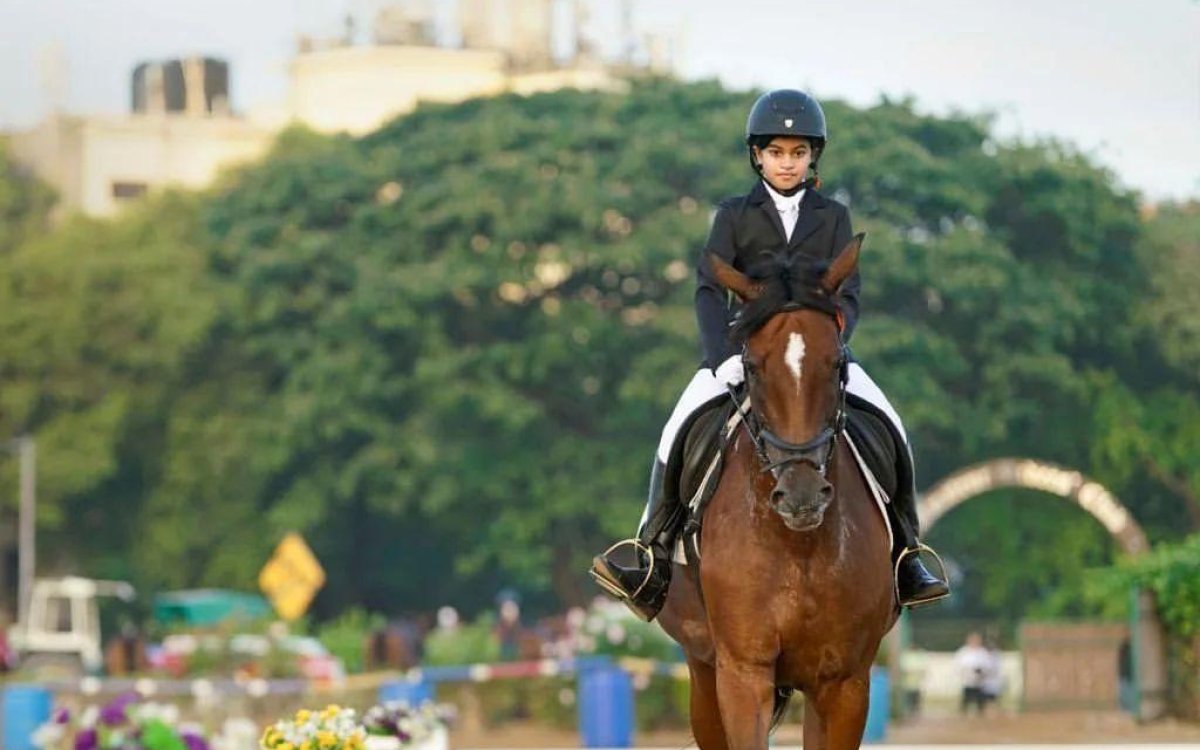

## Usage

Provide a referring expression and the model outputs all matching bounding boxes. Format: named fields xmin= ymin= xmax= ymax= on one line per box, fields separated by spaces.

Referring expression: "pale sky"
xmin=1 ymin=0 xmax=1197 ymax=200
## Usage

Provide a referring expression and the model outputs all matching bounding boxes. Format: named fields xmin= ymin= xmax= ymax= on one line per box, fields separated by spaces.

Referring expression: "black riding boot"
xmin=890 ymin=445 xmax=950 ymax=608
xmin=589 ymin=459 xmax=680 ymax=621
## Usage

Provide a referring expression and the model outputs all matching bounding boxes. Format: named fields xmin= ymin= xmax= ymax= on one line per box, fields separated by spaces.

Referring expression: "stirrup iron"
xmin=589 ymin=538 xmax=657 ymax=601
xmin=894 ymin=542 xmax=951 ymax=608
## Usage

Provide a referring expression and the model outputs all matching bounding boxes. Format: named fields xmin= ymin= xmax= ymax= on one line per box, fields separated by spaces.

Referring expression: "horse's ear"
xmin=822 ymin=233 xmax=864 ymax=294
xmin=707 ymin=254 xmax=763 ymax=301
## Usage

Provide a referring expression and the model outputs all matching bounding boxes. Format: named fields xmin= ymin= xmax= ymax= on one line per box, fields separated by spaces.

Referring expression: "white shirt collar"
xmin=762 ymin=180 xmax=805 ymax=212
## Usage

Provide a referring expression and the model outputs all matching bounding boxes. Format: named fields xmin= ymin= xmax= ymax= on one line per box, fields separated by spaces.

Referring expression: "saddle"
xmin=664 ymin=390 xmax=906 ymax=563
xmin=844 ymin=393 xmax=903 ymax=502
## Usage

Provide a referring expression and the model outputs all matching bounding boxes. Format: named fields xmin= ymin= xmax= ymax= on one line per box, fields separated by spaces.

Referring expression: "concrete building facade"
xmin=6 ymin=0 xmax=650 ymax=218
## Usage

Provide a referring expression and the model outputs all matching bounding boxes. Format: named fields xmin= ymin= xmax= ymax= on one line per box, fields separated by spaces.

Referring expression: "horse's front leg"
xmin=811 ymin=672 xmax=871 ymax=750
xmin=803 ymin=695 xmax=827 ymax=750
xmin=714 ymin=657 xmax=776 ymax=750
xmin=686 ymin=657 xmax=728 ymax=750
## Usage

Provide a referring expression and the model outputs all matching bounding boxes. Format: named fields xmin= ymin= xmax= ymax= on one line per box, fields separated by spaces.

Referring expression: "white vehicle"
xmin=7 ymin=576 xmax=135 ymax=675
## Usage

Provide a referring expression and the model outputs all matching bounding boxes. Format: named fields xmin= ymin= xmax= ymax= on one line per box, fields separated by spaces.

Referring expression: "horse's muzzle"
xmin=770 ymin=468 xmax=833 ymax=531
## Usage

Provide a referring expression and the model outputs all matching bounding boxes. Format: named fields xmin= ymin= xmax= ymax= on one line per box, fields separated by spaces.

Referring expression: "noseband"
xmin=727 ymin=305 xmax=848 ymax=480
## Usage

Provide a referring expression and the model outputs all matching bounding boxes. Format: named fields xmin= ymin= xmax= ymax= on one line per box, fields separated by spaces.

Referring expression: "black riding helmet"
xmin=745 ymin=89 xmax=827 ymax=192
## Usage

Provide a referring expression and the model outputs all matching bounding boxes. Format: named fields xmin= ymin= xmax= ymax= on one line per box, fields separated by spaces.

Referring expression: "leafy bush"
xmin=422 ymin=614 xmax=500 ymax=666
xmin=1101 ymin=534 xmax=1200 ymax=639
xmin=314 ymin=607 xmax=386 ymax=674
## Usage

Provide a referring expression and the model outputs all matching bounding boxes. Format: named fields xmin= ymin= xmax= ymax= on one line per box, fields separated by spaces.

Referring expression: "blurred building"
xmin=9 ymin=57 xmax=274 ymax=217
xmin=7 ymin=0 xmax=669 ymax=217
xmin=459 ymin=0 xmax=554 ymax=71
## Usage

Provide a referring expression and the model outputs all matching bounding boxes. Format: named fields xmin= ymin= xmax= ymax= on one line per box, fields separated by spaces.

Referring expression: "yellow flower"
xmin=320 ymin=705 xmax=342 ymax=721
xmin=295 ymin=709 xmax=312 ymax=723
xmin=301 ymin=741 xmax=316 ymax=750
xmin=316 ymin=731 xmax=337 ymax=749
xmin=261 ymin=727 xmax=281 ymax=747
xmin=278 ymin=743 xmax=295 ymax=750
xmin=345 ymin=737 xmax=363 ymax=750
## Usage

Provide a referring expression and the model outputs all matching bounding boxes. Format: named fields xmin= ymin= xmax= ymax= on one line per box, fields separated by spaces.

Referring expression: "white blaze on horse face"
xmin=785 ymin=332 xmax=806 ymax=394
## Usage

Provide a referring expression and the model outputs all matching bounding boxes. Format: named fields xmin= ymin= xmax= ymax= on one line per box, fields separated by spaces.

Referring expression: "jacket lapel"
xmin=749 ymin=181 xmax=788 ymax=245
xmin=787 ymin=189 xmax=827 ymax=249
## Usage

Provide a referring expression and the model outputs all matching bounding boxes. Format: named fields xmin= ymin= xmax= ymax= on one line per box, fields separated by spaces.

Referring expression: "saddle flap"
xmin=844 ymin=394 xmax=904 ymax=499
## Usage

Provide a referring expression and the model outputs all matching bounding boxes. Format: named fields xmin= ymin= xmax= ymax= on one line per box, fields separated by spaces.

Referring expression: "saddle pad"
xmin=673 ymin=423 xmax=893 ymax=564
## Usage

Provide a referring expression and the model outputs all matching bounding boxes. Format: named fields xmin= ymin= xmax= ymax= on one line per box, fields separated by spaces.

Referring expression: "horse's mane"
xmin=729 ymin=252 xmax=841 ymax=342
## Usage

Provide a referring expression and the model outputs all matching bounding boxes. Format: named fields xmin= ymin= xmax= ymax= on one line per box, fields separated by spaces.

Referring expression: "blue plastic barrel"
xmin=577 ymin=664 xmax=634 ymax=748
xmin=378 ymin=678 xmax=433 ymax=706
xmin=2 ymin=685 xmax=53 ymax=750
xmin=862 ymin=666 xmax=889 ymax=743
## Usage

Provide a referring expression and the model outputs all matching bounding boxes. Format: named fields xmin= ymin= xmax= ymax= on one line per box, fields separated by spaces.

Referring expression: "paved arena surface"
xmin=451 ymin=710 xmax=1200 ymax=748
xmin=460 ymin=739 xmax=1200 ymax=744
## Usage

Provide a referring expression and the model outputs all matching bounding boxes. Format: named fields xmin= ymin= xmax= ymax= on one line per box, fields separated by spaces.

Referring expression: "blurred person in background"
xmin=955 ymin=631 xmax=990 ymax=715
xmin=493 ymin=589 xmax=522 ymax=660
xmin=981 ymin=636 xmax=1006 ymax=714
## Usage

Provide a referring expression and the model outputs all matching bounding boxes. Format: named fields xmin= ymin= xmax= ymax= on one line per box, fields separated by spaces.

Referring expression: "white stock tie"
xmin=764 ymin=182 xmax=805 ymax=242
xmin=775 ymin=196 xmax=801 ymax=241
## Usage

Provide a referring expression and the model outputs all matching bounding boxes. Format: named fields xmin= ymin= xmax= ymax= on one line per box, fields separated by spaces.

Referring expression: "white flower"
xmin=606 ymin=623 xmax=627 ymax=644
xmin=30 ymin=722 xmax=64 ymax=748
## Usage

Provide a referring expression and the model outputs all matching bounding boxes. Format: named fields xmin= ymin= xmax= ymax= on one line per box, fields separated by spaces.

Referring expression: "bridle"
xmin=727 ymin=304 xmax=848 ymax=481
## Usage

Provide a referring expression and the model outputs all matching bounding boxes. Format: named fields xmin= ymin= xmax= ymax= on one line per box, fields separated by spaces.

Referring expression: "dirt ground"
xmin=450 ymin=710 xmax=1200 ymax=747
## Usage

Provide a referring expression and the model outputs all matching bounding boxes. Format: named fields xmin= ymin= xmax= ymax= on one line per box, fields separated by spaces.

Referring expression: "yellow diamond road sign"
xmin=258 ymin=533 xmax=326 ymax=621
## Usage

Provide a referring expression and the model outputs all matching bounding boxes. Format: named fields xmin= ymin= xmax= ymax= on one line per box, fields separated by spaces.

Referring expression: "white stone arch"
xmin=921 ymin=457 xmax=1149 ymax=554
xmin=918 ymin=457 xmax=1166 ymax=720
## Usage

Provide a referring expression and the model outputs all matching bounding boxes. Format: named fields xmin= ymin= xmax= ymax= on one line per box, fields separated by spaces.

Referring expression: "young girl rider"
xmin=590 ymin=89 xmax=949 ymax=620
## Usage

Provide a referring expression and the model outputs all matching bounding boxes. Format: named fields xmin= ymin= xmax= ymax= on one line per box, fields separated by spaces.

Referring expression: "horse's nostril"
xmin=771 ymin=488 xmax=787 ymax=506
xmin=819 ymin=484 xmax=833 ymax=502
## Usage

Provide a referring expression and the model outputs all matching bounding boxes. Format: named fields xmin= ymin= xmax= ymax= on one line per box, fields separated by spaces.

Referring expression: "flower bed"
xmin=31 ymin=694 xmax=450 ymax=750
xmin=262 ymin=704 xmax=449 ymax=750
xmin=32 ymin=693 xmax=214 ymax=750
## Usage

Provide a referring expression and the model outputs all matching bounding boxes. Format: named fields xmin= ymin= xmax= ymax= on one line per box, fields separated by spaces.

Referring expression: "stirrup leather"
xmin=590 ymin=538 xmax=657 ymax=601
xmin=894 ymin=542 xmax=951 ymax=606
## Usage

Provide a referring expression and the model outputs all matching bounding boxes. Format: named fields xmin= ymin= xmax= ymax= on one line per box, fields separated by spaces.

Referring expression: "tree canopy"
xmin=0 ymin=79 xmax=1196 ymax=628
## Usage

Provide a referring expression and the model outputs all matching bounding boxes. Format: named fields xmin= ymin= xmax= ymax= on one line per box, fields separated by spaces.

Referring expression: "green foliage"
xmin=314 ymin=607 xmax=386 ymax=673
xmin=138 ymin=719 xmax=189 ymax=750
xmin=1137 ymin=202 xmax=1200 ymax=380
xmin=423 ymin=616 xmax=501 ymax=666
xmin=1105 ymin=535 xmax=1200 ymax=639
xmin=923 ymin=488 xmax=1122 ymax=633
xmin=0 ymin=79 xmax=1194 ymax=629
xmin=0 ymin=140 xmax=56 ymax=254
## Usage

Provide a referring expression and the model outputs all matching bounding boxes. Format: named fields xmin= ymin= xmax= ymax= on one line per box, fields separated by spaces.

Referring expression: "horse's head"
xmin=708 ymin=235 xmax=862 ymax=531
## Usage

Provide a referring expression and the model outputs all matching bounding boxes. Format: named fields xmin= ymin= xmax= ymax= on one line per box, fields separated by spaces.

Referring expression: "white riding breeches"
xmin=653 ymin=362 xmax=908 ymax=466
xmin=639 ymin=361 xmax=910 ymax=536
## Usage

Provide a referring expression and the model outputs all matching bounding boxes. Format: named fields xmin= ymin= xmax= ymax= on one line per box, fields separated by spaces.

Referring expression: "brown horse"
xmin=656 ymin=235 xmax=897 ymax=750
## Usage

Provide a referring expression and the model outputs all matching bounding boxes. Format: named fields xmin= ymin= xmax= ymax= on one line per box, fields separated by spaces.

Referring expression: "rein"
xmin=726 ymin=307 xmax=849 ymax=481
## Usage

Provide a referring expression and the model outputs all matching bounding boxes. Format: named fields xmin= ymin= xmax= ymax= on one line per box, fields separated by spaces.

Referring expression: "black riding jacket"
xmin=695 ymin=180 xmax=860 ymax=370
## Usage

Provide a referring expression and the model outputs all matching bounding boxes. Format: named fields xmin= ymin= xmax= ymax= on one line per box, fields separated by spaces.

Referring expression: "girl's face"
xmin=753 ymin=137 xmax=814 ymax=192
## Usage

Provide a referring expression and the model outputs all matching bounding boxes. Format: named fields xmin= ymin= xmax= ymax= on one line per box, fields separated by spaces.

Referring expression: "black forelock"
xmin=729 ymin=252 xmax=841 ymax=342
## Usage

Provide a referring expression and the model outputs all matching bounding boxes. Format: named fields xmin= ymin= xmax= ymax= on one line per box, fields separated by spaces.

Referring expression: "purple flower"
xmin=73 ymin=728 xmax=98 ymax=750
xmin=98 ymin=703 xmax=128 ymax=726
xmin=181 ymin=731 xmax=210 ymax=750
xmin=53 ymin=707 xmax=71 ymax=724
xmin=99 ymin=692 xmax=139 ymax=726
